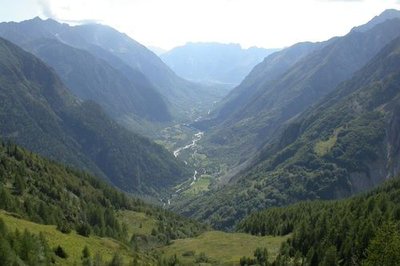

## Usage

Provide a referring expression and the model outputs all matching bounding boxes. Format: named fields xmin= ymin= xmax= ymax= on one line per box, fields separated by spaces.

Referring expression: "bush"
xmin=77 ymin=223 xmax=91 ymax=237
xmin=195 ymin=252 xmax=209 ymax=263
xmin=57 ymin=221 xmax=72 ymax=234
xmin=182 ymin=250 xmax=195 ymax=257
xmin=54 ymin=245 xmax=68 ymax=258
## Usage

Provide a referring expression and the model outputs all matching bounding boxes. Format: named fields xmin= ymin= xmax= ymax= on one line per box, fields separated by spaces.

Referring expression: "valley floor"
xmin=159 ymin=231 xmax=288 ymax=265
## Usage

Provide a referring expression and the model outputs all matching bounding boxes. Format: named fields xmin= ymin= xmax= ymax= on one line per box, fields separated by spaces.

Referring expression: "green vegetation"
xmin=183 ymin=175 xmax=212 ymax=196
xmin=0 ymin=140 xmax=206 ymax=264
xmin=202 ymin=18 xmax=400 ymax=169
xmin=0 ymin=36 xmax=191 ymax=198
xmin=29 ymin=38 xmax=172 ymax=123
xmin=238 ymin=176 xmax=400 ymax=265
xmin=174 ymin=35 xmax=400 ymax=230
xmin=117 ymin=210 xmax=157 ymax=236
xmin=314 ymin=128 xmax=340 ymax=156
xmin=0 ymin=212 xmax=144 ymax=265
xmin=159 ymin=231 xmax=288 ymax=265
xmin=0 ymin=216 xmax=53 ymax=265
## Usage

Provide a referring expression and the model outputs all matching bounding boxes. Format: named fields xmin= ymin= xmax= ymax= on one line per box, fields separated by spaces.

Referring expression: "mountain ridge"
xmin=161 ymin=42 xmax=278 ymax=85
xmin=173 ymin=20 xmax=400 ymax=230
xmin=198 ymin=15 xmax=400 ymax=169
xmin=0 ymin=36 xmax=191 ymax=198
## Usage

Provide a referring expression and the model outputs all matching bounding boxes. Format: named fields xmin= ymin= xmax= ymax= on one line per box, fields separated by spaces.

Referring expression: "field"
xmin=183 ymin=175 xmax=212 ymax=195
xmin=117 ymin=210 xmax=157 ymax=236
xmin=159 ymin=230 xmax=289 ymax=265
xmin=0 ymin=210 xmax=154 ymax=265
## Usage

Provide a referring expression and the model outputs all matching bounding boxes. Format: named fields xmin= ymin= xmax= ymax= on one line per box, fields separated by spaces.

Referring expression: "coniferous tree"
xmin=363 ymin=222 xmax=400 ymax=266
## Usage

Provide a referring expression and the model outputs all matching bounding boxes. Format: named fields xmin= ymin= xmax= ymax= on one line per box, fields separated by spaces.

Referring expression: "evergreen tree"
xmin=363 ymin=222 xmax=400 ymax=266
xmin=108 ymin=253 xmax=123 ymax=266
xmin=82 ymin=246 xmax=92 ymax=266
xmin=321 ymin=245 xmax=338 ymax=266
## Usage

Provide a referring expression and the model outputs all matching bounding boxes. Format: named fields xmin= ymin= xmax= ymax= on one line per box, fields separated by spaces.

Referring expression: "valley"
xmin=156 ymin=122 xmax=223 ymax=206
xmin=1 ymin=4 xmax=400 ymax=266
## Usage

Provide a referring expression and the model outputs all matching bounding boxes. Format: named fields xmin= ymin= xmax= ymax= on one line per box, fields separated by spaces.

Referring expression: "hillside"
xmin=238 ymin=176 xmax=400 ymax=265
xmin=159 ymin=231 xmax=288 ymax=265
xmin=0 ymin=140 xmax=292 ymax=266
xmin=172 ymin=32 xmax=400 ymax=229
xmin=0 ymin=36 xmax=191 ymax=198
xmin=0 ymin=141 xmax=206 ymax=264
xmin=0 ymin=18 xmax=226 ymax=122
xmin=161 ymin=42 xmax=278 ymax=85
xmin=28 ymin=38 xmax=171 ymax=123
xmin=198 ymin=13 xmax=400 ymax=167
xmin=0 ymin=18 xmax=171 ymax=126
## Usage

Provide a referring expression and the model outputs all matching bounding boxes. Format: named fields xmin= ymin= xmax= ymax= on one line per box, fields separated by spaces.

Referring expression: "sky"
xmin=1 ymin=0 xmax=400 ymax=50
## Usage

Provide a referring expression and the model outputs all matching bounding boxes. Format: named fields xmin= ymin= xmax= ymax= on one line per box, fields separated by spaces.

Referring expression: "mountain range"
xmin=0 ymin=36 xmax=190 ymax=198
xmin=161 ymin=42 xmax=278 ymax=86
xmin=173 ymin=9 xmax=400 ymax=229
xmin=0 ymin=18 xmax=227 ymax=131
xmin=1 ymin=8 xmax=400 ymax=265
xmin=196 ymin=10 xmax=400 ymax=169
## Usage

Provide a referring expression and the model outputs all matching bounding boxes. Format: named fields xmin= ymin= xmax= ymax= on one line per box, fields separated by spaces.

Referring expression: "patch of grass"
xmin=184 ymin=175 xmax=212 ymax=196
xmin=117 ymin=210 xmax=156 ymax=236
xmin=314 ymin=128 xmax=341 ymax=156
xmin=0 ymin=210 xmax=153 ymax=265
xmin=159 ymin=231 xmax=289 ymax=265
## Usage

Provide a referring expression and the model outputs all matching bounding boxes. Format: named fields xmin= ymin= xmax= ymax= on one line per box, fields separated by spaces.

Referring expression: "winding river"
xmin=173 ymin=131 xmax=204 ymax=157
xmin=163 ymin=131 xmax=204 ymax=205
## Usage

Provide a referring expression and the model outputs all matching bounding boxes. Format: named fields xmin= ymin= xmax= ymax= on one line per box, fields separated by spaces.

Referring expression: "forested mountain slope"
xmin=0 ymin=18 xmax=225 ymax=121
xmin=0 ymin=18 xmax=171 ymax=125
xmin=174 ymin=34 xmax=400 ymax=230
xmin=0 ymin=142 xmax=205 ymax=265
xmin=0 ymin=37 xmax=190 ymax=197
xmin=199 ymin=13 xmax=400 ymax=166
xmin=238 ymin=176 xmax=400 ymax=265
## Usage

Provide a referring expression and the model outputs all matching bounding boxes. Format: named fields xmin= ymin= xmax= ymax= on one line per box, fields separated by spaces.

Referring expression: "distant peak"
xmin=352 ymin=9 xmax=400 ymax=33
xmin=32 ymin=16 xmax=44 ymax=21
xmin=379 ymin=9 xmax=400 ymax=17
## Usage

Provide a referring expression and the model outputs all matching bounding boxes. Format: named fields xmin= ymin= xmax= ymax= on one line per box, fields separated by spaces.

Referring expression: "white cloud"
xmin=2 ymin=0 xmax=400 ymax=49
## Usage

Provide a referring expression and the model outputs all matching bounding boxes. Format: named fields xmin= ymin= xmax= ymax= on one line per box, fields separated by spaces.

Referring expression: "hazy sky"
xmin=1 ymin=0 xmax=400 ymax=50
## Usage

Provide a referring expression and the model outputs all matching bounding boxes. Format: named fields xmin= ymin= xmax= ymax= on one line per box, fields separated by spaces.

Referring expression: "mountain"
xmin=353 ymin=8 xmax=400 ymax=32
xmin=198 ymin=12 xmax=400 ymax=167
xmin=64 ymin=23 xmax=226 ymax=118
xmin=0 ymin=36 xmax=190 ymax=197
xmin=161 ymin=42 xmax=279 ymax=85
xmin=0 ymin=18 xmax=171 ymax=126
xmin=0 ymin=18 xmax=225 ymax=123
xmin=238 ymin=175 xmax=400 ymax=265
xmin=173 ymin=28 xmax=400 ymax=229
xmin=149 ymin=45 xmax=167 ymax=56
xmin=29 ymin=38 xmax=171 ymax=123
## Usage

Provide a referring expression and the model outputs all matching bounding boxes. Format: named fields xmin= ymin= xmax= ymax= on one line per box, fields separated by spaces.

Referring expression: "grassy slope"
xmin=0 ymin=210 xmax=155 ymax=265
xmin=159 ymin=231 xmax=288 ymax=265
xmin=117 ymin=210 xmax=157 ymax=236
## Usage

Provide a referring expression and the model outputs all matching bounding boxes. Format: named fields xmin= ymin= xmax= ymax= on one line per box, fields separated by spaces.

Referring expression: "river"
xmin=173 ymin=131 xmax=204 ymax=157
xmin=163 ymin=131 xmax=204 ymax=206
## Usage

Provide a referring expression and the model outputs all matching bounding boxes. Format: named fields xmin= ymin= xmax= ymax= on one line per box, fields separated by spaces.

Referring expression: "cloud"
xmin=36 ymin=0 xmax=55 ymax=18
xmin=60 ymin=18 xmax=103 ymax=25
xmin=35 ymin=0 xmax=104 ymax=25
xmin=317 ymin=0 xmax=365 ymax=2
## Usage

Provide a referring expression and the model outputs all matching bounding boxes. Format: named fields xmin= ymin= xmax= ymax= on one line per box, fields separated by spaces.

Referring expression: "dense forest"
xmin=238 ymin=176 xmax=400 ymax=265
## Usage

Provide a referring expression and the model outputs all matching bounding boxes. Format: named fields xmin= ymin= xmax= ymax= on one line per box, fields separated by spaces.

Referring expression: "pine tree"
xmin=82 ymin=246 xmax=92 ymax=266
xmin=363 ymin=222 xmax=400 ymax=266
xmin=108 ymin=253 xmax=123 ymax=266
